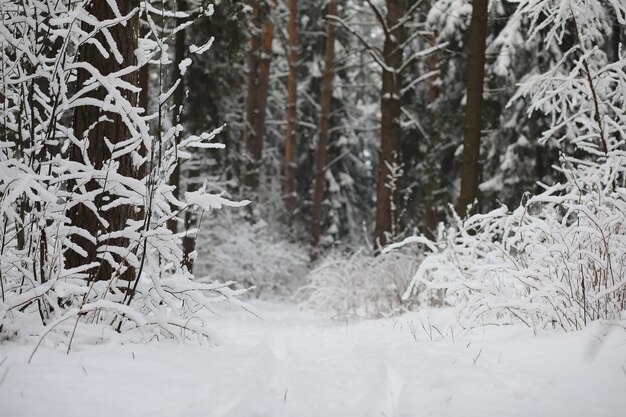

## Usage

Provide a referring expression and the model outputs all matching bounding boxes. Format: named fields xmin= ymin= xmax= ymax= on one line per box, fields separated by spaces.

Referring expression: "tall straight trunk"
xmin=168 ymin=0 xmax=187 ymax=234
xmin=283 ymin=0 xmax=299 ymax=226
xmin=425 ymin=33 xmax=440 ymax=240
xmin=458 ymin=0 xmax=488 ymax=217
xmin=243 ymin=4 xmax=261 ymax=191
xmin=374 ymin=0 xmax=406 ymax=248
xmin=243 ymin=0 xmax=276 ymax=194
xmin=311 ymin=0 xmax=338 ymax=249
xmin=66 ymin=0 xmax=140 ymax=281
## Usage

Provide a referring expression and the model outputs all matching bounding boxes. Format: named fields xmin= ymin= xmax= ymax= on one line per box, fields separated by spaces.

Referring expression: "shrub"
xmin=298 ymin=249 xmax=421 ymax=319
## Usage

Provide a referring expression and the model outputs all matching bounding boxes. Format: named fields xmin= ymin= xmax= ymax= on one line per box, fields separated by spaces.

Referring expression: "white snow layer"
xmin=1 ymin=302 xmax=625 ymax=417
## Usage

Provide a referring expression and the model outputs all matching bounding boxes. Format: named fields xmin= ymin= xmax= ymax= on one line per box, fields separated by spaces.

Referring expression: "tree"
xmin=399 ymin=0 xmax=626 ymax=331
xmin=1 ymin=0 xmax=249 ymax=346
xmin=330 ymin=1 xmax=445 ymax=248
xmin=243 ymin=0 xmax=277 ymax=195
xmin=373 ymin=0 xmax=407 ymax=248
xmin=284 ymin=0 xmax=299 ymax=227
xmin=168 ymin=0 xmax=188 ymax=235
xmin=66 ymin=0 xmax=141 ymax=282
xmin=424 ymin=33 xmax=440 ymax=239
xmin=282 ymin=0 xmax=378 ymax=248
xmin=311 ymin=0 xmax=339 ymax=249
xmin=457 ymin=0 xmax=489 ymax=217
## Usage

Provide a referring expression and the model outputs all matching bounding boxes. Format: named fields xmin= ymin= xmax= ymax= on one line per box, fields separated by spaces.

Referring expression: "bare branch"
xmin=399 ymin=41 xmax=449 ymax=73
xmin=400 ymin=70 xmax=439 ymax=97
xmin=389 ymin=0 xmax=426 ymax=33
xmin=365 ymin=0 xmax=389 ymax=37
xmin=328 ymin=15 xmax=391 ymax=71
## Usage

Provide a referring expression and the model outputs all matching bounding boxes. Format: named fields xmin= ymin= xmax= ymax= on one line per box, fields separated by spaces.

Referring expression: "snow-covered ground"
xmin=1 ymin=301 xmax=625 ymax=417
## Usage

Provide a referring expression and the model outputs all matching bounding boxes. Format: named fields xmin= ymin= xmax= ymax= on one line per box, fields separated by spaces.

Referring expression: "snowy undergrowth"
xmin=396 ymin=0 xmax=626 ymax=332
xmin=193 ymin=211 xmax=309 ymax=299
xmin=298 ymin=249 xmax=421 ymax=319
xmin=0 ymin=1 xmax=247 ymax=350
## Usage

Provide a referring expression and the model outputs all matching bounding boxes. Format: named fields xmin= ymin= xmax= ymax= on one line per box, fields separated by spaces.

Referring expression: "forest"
xmin=1 ymin=0 xmax=626 ymax=416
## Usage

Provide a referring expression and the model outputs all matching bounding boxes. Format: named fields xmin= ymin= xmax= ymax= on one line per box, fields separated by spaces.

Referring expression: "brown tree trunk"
xmin=374 ymin=0 xmax=406 ymax=249
xmin=243 ymin=0 xmax=276 ymax=194
xmin=311 ymin=0 xmax=338 ymax=249
xmin=425 ymin=33 xmax=440 ymax=240
xmin=243 ymin=4 xmax=261 ymax=191
xmin=66 ymin=0 xmax=140 ymax=282
xmin=283 ymin=0 xmax=299 ymax=226
xmin=458 ymin=0 xmax=489 ymax=218
xmin=168 ymin=0 xmax=187 ymax=234
xmin=137 ymin=21 xmax=149 ymax=181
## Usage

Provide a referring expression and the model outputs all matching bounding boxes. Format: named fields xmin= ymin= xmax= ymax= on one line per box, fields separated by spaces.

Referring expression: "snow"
xmin=179 ymin=58 xmax=192 ymax=75
xmin=2 ymin=302 xmax=625 ymax=417
xmin=190 ymin=37 xmax=215 ymax=55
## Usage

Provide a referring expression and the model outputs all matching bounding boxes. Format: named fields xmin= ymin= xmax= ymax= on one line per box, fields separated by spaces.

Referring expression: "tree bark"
xmin=168 ymin=0 xmax=187 ymax=234
xmin=425 ymin=33 xmax=440 ymax=240
xmin=243 ymin=0 xmax=276 ymax=194
xmin=283 ymin=0 xmax=299 ymax=226
xmin=374 ymin=0 xmax=406 ymax=248
xmin=458 ymin=0 xmax=489 ymax=218
xmin=66 ymin=0 xmax=140 ymax=282
xmin=311 ymin=0 xmax=338 ymax=250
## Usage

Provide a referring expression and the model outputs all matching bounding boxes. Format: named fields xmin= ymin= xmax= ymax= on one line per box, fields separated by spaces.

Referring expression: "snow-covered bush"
xmin=398 ymin=0 xmax=626 ymax=331
xmin=298 ymin=249 xmax=421 ymax=319
xmin=193 ymin=211 xmax=309 ymax=299
xmin=0 ymin=0 xmax=247 ymax=348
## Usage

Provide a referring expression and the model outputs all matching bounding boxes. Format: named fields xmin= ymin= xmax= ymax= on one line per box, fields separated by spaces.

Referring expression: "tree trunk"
xmin=168 ymin=0 xmax=187 ymax=234
xmin=311 ymin=0 xmax=338 ymax=250
xmin=374 ymin=0 xmax=406 ymax=249
xmin=243 ymin=0 xmax=276 ymax=194
xmin=458 ymin=0 xmax=489 ymax=218
xmin=66 ymin=0 xmax=140 ymax=282
xmin=283 ymin=0 xmax=299 ymax=226
xmin=611 ymin=9 xmax=622 ymax=63
xmin=137 ymin=21 xmax=149 ymax=182
xmin=425 ymin=33 xmax=440 ymax=240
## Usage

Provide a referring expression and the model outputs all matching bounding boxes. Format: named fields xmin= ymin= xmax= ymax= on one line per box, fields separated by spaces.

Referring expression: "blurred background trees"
xmin=187 ymin=0 xmax=584 ymax=259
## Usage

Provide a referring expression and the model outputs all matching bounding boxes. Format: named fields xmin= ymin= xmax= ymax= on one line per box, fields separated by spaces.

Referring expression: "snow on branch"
xmin=0 ymin=0 xmax=249 ymax=352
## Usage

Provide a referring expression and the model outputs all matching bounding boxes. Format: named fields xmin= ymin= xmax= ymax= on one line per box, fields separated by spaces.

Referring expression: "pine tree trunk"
xmin=458 ymin=0 xmax=488 ymax=218
xmin=243 ymin=4 xmax=261 ymax=192
xmin=425 ymin=33 xmax=440 ymax=240
xmin=66 ymin=0 xmax=140 ymax=282
xmin=243 ymin=0 xmax=276 ymax=194
xmin=374 ymin=0 xmax=406 ymax=248
xmin=137 ymin=21 xmax=149 ymax=182
xmin=283 ymin=0 xmax=299 ymax=227
xmin=311 ymin=0 xmax=338 ymax=250
xmin=167 ymin=0 xmax=187 ymax=234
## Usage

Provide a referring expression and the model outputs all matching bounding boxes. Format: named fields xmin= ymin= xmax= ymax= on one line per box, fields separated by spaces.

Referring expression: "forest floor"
xmin=1 ymin=301 xmax=626 ymax=417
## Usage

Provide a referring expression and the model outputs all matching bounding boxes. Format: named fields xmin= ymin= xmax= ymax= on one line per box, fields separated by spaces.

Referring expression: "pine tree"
xmin=373 ymin=0 xmax=407 ymax=248
xmin=66 ymin=0 xmax=141 ymax=282
xmin=311 ymin=0 xmax=338 ymax=250
xmin=458 ymin=0 xmax=489 ymax=217
xmin=243 ymin=0 xmax=277 ymax=195
xmin=284 ymin=0 xmax=299 ymax=227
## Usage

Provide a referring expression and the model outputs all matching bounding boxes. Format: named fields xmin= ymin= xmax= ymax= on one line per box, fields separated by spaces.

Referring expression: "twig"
xmin=570 ymin=8 xmax=608 ymax=154
xmin=472 ymin=348 xmax=482 ymax=367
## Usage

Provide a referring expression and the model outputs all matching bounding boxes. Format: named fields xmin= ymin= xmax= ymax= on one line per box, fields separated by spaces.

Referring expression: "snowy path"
xmin=1 ymin=301 xmax=625 ymax=417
